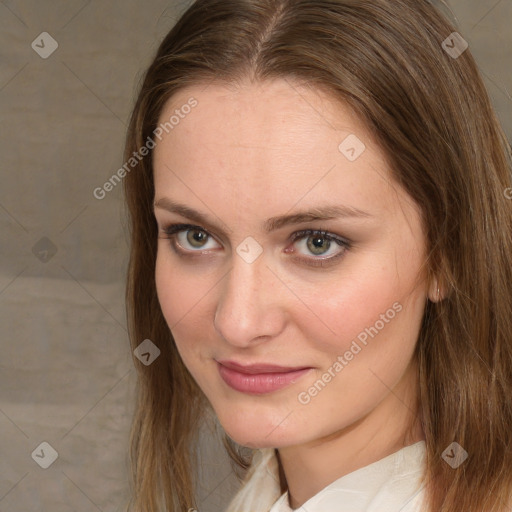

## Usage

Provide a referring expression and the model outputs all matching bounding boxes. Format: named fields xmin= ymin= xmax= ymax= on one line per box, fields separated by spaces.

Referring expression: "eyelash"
xmin=159 ymin=223 xmax=351 ymax=268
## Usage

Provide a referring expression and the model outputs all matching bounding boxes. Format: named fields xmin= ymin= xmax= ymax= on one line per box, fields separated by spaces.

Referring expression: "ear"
xmin=427 ymin=278 xmax=445 ymax=303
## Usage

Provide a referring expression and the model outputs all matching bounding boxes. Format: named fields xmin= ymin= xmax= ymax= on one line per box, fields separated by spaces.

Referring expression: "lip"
xmin=216 ymin=360 xmax=313 ymax=395
xmin=217 ymin=360 xmax=310 ymax=374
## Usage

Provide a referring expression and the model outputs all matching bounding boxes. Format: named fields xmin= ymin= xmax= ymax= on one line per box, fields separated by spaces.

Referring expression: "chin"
xmin=214 ymin=405 xmax=300 ymax=449
xmin=223 ymin=426 xmax=290 ymax=449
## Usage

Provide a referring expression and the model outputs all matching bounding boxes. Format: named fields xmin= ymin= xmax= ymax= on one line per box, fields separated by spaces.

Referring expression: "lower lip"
xmin=217 ymin=363 xmax=312 ymax=395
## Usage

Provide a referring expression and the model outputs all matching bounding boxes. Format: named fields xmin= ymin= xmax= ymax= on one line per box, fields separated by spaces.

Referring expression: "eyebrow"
xmin=154 ymin=197 xmax=373 ymax=234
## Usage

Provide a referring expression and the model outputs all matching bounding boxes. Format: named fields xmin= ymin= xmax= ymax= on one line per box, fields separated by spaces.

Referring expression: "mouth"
xmin=216 ymin=360 xmax=313 ymax=395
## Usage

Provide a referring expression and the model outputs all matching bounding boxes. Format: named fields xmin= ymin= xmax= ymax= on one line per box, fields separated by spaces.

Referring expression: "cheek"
xmin=155 ymin=251 xmax=178 ymax=325
xmin=155 ymin=249 xmax=215 ymax=360
xmin=155 ymin=251 xmax=193 ymax=348
xmin=289 ymin=269 xmax=425 ymax=425
xmin=289 ymin=253 xmax=425 ymax=361
xmin=155 ymin=250 xmax=204 ymax=325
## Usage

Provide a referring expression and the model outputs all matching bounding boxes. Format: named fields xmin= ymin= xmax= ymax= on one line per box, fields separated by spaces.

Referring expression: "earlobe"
xmin=428 ymin=279 xmax=443 ymax=303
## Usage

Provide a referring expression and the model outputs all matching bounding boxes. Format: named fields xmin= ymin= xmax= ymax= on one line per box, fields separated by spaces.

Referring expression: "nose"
xmin=214 ymin=251 xmax=287 ymax=347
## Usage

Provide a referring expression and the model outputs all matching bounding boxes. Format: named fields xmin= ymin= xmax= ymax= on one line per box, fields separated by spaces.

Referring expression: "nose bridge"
xmin=214 ymin=250 xmax=284 ymax=345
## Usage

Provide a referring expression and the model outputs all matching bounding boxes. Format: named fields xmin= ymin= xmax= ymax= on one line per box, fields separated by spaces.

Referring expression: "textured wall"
xmin=0 ymin=1 xmax=510 ymax=511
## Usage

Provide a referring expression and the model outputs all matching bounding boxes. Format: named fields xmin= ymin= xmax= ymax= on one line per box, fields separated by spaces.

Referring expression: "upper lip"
xmin=217 ymin=360 xmax=311 ymax=374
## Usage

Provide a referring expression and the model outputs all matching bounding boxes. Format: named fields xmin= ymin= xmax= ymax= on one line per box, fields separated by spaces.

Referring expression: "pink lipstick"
xmin=217 ymin=360 xmax=312 ymax=395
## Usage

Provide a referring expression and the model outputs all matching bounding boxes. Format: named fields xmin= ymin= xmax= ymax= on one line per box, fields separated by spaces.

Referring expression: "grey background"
xmin=0 ymin=1 xmax=510 ymax=511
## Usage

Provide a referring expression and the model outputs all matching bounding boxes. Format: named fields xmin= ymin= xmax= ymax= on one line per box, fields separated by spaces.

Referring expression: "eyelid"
xmin=289 ymin=229 xmax=350 ymax=247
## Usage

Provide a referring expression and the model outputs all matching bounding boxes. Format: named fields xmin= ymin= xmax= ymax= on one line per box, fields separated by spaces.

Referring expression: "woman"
xmin=123 ymin=0 xmax=512 ymax=511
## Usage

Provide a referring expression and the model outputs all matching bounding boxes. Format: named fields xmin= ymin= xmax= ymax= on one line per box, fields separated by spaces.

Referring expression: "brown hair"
xmin=123 ymin=0 xmax=512 ymax=510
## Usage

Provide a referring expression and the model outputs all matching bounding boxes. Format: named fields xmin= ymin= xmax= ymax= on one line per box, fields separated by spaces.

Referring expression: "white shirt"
xmin=226 ymin=441 xmax=427 ymax=512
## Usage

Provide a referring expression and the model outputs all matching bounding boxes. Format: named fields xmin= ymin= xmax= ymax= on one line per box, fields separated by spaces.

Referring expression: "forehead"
xmin=151 ymin=79 xmax=414 ymax=227
xmin=156 ymin=79 xmax=372 ymax=153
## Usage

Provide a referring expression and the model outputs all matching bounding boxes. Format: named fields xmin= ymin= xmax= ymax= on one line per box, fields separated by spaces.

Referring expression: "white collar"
xmin=269 ymin=441 xmax=427 ymax=512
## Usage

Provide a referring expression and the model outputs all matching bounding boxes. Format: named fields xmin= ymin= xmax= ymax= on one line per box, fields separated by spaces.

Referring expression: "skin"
xmin=153 ymin=79 xmax=435 ymax=508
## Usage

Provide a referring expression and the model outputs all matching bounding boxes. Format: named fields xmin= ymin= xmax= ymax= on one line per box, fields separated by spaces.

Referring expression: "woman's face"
xmin=153 ymin=79 xmax=429 ymax=448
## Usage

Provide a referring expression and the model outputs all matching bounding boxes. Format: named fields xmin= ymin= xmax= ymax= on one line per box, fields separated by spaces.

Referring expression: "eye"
xmin=159 ymin=223 xmax=351 ymax=267
xmin=160 ymin=223 xmax=221 ymax=253
xmin=288 ymin=229 xmax=350 ymax=267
